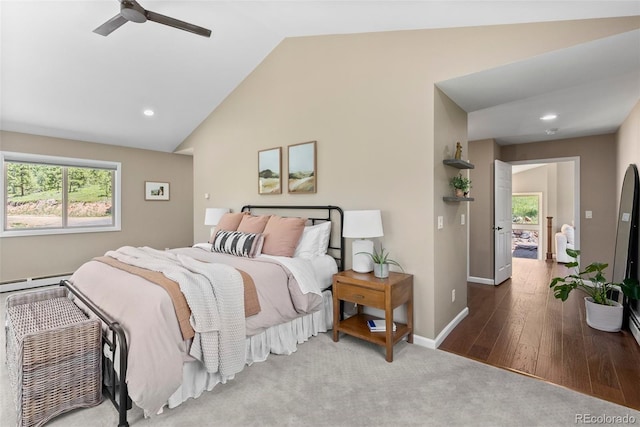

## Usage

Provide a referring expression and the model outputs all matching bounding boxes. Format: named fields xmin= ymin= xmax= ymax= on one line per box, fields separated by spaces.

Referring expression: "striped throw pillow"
xmin=211 ymin=230 xmax=264 ymax=258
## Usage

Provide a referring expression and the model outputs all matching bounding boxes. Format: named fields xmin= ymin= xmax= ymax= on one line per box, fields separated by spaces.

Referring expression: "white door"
xmin=494 ymin=160 xmax=512 ymax=285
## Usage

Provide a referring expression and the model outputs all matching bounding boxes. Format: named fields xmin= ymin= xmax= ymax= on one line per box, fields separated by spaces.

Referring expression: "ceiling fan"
xmin=94 ymin=0 xmax=212 ymax=38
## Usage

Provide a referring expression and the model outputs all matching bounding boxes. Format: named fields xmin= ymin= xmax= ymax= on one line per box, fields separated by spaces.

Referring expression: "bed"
xmin=61 ymin=205 xmax=344 ymax=427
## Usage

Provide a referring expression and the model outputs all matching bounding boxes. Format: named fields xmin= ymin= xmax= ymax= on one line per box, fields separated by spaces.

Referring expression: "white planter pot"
xmin=584 ymin=297 xmax=623 ymax=332
xmin=373 ymin=263 xmax=389 ymax=279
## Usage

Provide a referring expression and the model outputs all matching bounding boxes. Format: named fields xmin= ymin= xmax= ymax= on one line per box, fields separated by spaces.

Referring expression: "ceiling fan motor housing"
xmin=121 ymin=1 xmax=147 ymax=23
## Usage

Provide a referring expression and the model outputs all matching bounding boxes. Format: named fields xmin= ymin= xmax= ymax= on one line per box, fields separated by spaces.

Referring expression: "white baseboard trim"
xmin=411 ymin=306 xmax=470 ymax=350
xmin=0 ymin=275 xmax=71 ymax=293
xmin=467 ymin=276 xmax=494 ymax=285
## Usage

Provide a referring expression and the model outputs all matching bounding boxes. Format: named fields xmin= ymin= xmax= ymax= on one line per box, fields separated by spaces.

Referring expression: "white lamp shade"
xmin=204 ymin=208 xmax=230 ymax=226
xmin=342 ymin=210 xmax=384 ymax=238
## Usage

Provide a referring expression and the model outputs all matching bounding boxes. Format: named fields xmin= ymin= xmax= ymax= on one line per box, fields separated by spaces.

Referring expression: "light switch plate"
xmin=437 ymin=216 xmax=444 ymax=229
xmin=585 ymin=210 xmax=593 ymax=219
xmin=461 ymin=214 xmax=465 ymax=225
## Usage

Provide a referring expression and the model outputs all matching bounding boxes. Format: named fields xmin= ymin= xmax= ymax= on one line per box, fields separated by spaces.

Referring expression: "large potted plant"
xmin=449 ymin=173 xmax=472 ymax=197
xmin=357 ymin=244 xmax=403 ymax=279
xmin=549 ymin=249 xmax=640 ymax=332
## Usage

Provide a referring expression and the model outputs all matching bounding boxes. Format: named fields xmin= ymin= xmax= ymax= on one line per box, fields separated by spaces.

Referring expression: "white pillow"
xmin=561 ymin=224 xmax=575 ymax=245
xmin=315 ymin=221 xmax=331 ymax=256
xmin=294 ymin=221 xmax=331 ymax=258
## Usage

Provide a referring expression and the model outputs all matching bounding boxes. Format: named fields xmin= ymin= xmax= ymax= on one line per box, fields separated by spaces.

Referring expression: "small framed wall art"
xmin=258 ymin=147 xmax=282 ymax=194
xmin=288 ymin=140 xmax=316 ymax=194
xmin=145 ymin=181 xmax=170 ymax=201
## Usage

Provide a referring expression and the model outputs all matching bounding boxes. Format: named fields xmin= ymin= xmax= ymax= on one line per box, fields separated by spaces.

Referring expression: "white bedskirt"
xmin=162 ymin=290 xmax=333 ymax=411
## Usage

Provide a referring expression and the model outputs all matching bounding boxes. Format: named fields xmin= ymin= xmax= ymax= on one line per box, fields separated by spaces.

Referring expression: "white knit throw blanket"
xmin=105 ymin=246 xmax=246 ymax=377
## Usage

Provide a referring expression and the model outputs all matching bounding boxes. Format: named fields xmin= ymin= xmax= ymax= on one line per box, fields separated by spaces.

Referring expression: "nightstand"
xmin=332 ymin=270 xmax=413 ymax=362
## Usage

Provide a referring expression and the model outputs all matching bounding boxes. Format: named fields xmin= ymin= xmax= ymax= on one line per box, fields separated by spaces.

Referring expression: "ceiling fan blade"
xmin=93 ymin=14 xmax=128 ymax=36
xmin=146 ymin=10 xmax=211 ymax=38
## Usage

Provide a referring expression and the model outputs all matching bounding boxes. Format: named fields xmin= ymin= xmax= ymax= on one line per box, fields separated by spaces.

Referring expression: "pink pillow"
xmin=209 ymin=212 xmax=247 ymax=243
xmin=261 ymin=216 xmax=306 ymax=257
xmin=237 ymin=215 xmax=271 ymax=234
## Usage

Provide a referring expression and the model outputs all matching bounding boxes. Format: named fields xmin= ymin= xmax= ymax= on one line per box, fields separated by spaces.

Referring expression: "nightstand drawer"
xmin=335 ymin=282 xmax=384 ymax=307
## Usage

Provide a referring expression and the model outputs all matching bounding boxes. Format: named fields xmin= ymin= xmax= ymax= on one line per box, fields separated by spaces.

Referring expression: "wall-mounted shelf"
xmin=443 ymin=159 xmax=475 ymax=169
xmin=443 ymin=196 xmax=475 ymax=202
xmin=443 ymin=158 xmax=475 ymax=202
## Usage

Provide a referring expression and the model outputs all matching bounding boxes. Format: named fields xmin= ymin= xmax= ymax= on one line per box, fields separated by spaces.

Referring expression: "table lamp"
xmin=343 ymin=210 xmax=384 ymax=273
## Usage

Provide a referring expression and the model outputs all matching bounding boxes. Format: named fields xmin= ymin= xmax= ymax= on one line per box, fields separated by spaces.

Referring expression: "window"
xmin=512 ymin=193 xmax=540 ymax=225
xmin=1 ymin=152 xmax=121 ymax=236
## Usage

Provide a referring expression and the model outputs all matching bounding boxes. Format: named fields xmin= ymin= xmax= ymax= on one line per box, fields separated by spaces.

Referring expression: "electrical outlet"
xmin=452 ymin=289 xmax=456 ymax=302
xmin=437 ymin=216 xmax=444 ymax=229
xmin=461 ymin=214 xmax=465 ymax=225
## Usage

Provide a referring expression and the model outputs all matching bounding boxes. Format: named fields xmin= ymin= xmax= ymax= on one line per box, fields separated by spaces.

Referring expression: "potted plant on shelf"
xmin=549 ymin=249 xmax=640 ymax=332
xmin=449 ymin=173 xmax=472 ymax=198
xmin=357 ymin=244 xmax=404 ymax=279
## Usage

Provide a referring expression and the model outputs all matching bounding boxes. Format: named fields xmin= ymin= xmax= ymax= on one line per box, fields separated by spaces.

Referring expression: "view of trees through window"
xmin=512 ymin=194 xmax=539 ymax=225
xmin=5 ymin=162 xmax=113 ymax=230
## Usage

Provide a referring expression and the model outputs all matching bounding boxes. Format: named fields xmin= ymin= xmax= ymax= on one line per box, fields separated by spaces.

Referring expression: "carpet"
xmin=2 ymin=289 xmax=639 ymax=427
xmin=513 ymin=244 xmax=538 ymax=259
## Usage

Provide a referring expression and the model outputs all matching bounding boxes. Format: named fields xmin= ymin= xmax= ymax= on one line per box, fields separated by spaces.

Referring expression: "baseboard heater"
xmin=0 ymin=274 xmax=72 ymax=293
xmin=630 ymin=308 xmax=640 ymax=348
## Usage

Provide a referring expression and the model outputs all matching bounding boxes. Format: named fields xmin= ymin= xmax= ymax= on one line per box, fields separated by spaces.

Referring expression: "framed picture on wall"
xmin=288 ymin=140 xmax=316 ymax=194
xmin=145 ymin=181 xmax=170 ymax=201
xmin=258 ymin=147 xmax=282 ymax=194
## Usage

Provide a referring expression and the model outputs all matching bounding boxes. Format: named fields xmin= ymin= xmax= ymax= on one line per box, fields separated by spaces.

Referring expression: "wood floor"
xmin=440 ymin=257 xmax=640 ymax=410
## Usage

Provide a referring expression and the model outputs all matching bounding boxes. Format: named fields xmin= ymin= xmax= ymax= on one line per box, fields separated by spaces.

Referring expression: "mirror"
xmin=612 ymin=164 xmax=639 ymax=285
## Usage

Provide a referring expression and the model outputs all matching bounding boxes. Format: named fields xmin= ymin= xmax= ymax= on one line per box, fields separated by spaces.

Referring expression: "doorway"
xmin=511 ymin=192 xmax=543 ymax=260
xmin=509 ymin=157 xmax=580 ymax=271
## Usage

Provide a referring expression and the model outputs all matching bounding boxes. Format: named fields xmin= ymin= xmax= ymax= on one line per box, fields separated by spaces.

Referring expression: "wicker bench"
xmin=5 ymin=287 xmax=102 ymax=427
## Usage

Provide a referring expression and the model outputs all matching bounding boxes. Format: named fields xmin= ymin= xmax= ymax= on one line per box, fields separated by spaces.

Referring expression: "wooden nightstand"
xmin=332 ymin=270 xmax=413 ymax=362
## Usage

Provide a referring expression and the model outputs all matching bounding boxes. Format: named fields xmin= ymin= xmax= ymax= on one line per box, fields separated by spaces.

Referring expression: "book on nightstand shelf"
xmin=367 ymin=319 xmax=397 ymax=332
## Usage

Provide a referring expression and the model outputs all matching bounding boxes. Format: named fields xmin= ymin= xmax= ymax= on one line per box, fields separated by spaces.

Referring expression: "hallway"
xmin=440 ymin=258 xmax=640 ymax=410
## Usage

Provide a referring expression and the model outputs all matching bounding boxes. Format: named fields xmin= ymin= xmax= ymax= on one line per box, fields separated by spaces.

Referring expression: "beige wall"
xmin=501 ymin=134 xmax=617 ymax=267
xmin=556 ymin=161 xmax=576 ymax=228
xmin=468 ymin=139 xmax=501 ymax=281
xmin=616 ymin=100 xmax=640 ymax=195
xmin=434 ymin=88 xmax=468 ymax=334
xmin=178 ymin=17 xmax=640 ymax=340
xmin=0 ymin=131 xmax=194 ymax=283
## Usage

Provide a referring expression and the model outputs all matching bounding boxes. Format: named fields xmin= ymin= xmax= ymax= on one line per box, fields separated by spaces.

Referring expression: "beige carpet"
xmin=2 ymin=288 xmax=639 ymax=426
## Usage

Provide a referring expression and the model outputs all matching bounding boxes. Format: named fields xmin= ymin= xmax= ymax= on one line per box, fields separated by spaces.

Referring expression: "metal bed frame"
xmin=60 ymin=205 xmax=344 ymax=427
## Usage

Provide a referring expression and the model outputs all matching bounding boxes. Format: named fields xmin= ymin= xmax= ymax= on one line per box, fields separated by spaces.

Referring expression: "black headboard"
xmin=241 ymin=205 xmax=344 ymax=271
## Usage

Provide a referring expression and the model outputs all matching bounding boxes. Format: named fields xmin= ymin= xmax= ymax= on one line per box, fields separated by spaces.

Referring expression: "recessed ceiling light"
xmin=540 ymin=114 xmax=557 ymax=121
xmin=143 ymin=109 xmax=155 ymax=117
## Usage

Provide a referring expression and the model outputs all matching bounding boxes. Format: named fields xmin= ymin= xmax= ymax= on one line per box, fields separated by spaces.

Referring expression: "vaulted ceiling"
xmin=1 ymin=1 xmax=638 ymax=152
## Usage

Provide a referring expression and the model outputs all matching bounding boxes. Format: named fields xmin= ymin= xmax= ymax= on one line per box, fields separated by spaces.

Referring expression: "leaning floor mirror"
xmin=612 ymin=164 xmax=639 ymax=334
xmin=612 ymin=164 xmax=639 ymax=285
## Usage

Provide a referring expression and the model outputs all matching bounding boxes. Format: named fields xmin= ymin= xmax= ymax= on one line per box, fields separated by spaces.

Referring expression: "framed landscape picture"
xmin=145 ymin=181 xmax=170 ymax=201
xmin=258 ymin=147 xmax=282 ymax=194
xmin=288 ymin=141 xmax=316 ymax=194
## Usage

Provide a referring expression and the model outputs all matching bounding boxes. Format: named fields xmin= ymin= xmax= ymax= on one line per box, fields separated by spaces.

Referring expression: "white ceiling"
xmin=1 ymin=1 xmax=639 ymax=153
xmin=438 ymin=28 xmax=640 ymax=145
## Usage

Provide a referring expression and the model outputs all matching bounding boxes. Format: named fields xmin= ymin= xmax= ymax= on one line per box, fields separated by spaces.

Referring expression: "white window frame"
xmin=1 ymin=152 xmax=121 ymax=237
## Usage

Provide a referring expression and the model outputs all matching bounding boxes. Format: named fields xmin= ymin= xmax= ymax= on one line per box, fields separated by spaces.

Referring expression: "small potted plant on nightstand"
xmin=549 ymin=249 xmax=640 ymax=332
xmin=358 ymin=244 xmax=404 ymax=278
xmin=450 ymin=173 xmax=472 ymax=198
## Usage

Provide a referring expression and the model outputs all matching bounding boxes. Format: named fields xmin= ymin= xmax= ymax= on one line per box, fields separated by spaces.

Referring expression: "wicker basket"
xmin=5 ymin=287 xmax=102 ymax=427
